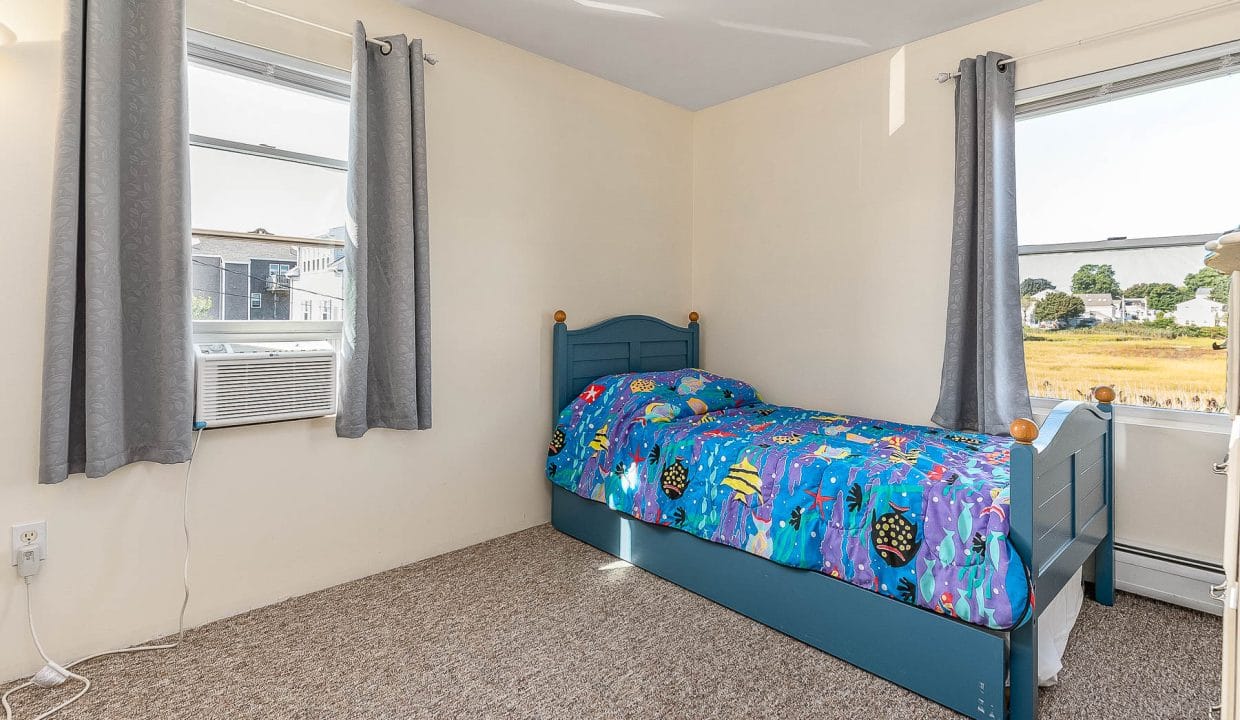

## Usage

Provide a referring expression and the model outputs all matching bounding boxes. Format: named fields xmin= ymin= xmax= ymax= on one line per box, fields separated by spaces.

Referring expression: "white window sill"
xmin=192 ymin=320 xmax=342 ymax=344
xmin=1031 ymin=396 xmax=1230 ymax=435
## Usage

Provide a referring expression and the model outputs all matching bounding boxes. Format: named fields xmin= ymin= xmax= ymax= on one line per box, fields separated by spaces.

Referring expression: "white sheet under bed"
xmin=1036 ymin=569 xmax=1085 ymax=686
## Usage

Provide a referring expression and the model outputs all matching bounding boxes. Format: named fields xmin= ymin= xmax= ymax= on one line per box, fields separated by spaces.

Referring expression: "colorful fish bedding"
xmin=546 ymin=369 xmax=1031 ymax=630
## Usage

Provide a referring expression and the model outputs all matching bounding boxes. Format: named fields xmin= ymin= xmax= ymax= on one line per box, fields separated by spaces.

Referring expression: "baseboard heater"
xmin=1115 ymin=542 xmax=1224 ymax=615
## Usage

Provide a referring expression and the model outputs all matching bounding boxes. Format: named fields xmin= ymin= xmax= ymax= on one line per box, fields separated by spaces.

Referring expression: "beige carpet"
xmin=3 ymin=525 xmax=1221 ymax=719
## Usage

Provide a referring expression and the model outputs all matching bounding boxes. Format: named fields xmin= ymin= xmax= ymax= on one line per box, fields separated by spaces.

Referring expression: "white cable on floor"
xmin=2 ymin=428 xmax=204 ymax=720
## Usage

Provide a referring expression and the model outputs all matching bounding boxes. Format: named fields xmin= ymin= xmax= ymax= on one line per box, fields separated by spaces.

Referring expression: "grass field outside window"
xmin=1023 ymin=327 xmax=1226 ymax=413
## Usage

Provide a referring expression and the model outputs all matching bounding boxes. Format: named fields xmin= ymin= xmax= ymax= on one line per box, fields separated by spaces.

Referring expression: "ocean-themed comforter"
xmin=546 ymin=369 xmax=1031 ymax=630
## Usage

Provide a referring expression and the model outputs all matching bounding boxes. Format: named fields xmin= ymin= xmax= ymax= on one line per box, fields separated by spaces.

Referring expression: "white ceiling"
xmin=400 ymin=0 xmax=1040 ymax=109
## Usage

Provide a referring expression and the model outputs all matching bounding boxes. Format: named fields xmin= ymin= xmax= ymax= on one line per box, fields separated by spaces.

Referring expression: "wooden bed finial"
xmin=1093 ymin=386 xmax=1116 ymax=404
xmin=554 ymin=309 xmax=567 ymax=323
xmin=688 ymin=311 xmax=699 ymax=322
xmin=1010 ymin=418 xmax=1039 ymax=445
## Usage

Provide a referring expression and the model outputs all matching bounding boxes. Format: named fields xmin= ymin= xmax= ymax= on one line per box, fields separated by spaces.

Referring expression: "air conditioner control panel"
xmin=194 ymin=340 xmax=334 ymax=357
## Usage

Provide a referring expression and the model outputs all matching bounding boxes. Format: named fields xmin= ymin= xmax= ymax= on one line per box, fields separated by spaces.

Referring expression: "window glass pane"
xmin=190 ymin=146 xmax=346 ymax=238
xmin=192 ymin=235 xmax=345 ymax=324
xmin=1017 ymin=73 xmax=1240 ymax=246
xmin=188 ymin=64 xmax=348 ymax=160
xmin=1017 ymin=73 xmax=1236 ymax=413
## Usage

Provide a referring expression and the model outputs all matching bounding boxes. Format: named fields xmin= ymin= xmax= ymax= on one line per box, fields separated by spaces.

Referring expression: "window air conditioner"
xmin=193 ymin=341 xmax=337 ymax=428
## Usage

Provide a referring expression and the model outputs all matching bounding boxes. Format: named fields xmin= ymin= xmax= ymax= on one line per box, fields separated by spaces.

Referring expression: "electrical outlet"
xmin=10 ymin=521 xmax=47 ymax=566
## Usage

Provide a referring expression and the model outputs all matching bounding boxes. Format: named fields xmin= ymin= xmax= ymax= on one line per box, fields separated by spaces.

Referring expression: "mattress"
xmin=546 ymin=369 xmax=1032 ymax=631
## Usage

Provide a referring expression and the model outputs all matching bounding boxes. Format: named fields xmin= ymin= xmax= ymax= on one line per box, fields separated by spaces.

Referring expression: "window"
xmin=1016 ymin=43 xmax=1240 ymax=414
xmin=187 ymin=32 xmax=348 ymax=333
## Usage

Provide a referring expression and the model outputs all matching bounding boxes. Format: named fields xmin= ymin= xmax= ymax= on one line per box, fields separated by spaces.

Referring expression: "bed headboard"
xmin=551 ymin=310 xmax=700 ymax=417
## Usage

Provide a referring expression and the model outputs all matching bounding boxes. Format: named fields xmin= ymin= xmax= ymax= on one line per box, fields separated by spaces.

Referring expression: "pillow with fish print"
xmin=564 ymin=369 xmax=762 ymax=430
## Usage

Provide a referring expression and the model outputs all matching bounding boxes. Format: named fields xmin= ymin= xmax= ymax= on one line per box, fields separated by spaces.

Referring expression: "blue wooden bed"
xmin=548 ymin=310 xmax=1114 ymax=720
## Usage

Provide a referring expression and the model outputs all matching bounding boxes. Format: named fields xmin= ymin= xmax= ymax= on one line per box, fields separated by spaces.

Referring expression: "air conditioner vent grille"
xmin=194 ymin=342 xmax=337 ymax=427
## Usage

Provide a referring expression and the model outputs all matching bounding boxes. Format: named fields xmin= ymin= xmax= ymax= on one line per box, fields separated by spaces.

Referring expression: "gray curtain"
xmin=337 ymin=23 xmax=432 ymax=438
xmin=39 ymin=0 xmax=194 ymax=483
xmin=931 ymin=52 xmax=1031 ymax=436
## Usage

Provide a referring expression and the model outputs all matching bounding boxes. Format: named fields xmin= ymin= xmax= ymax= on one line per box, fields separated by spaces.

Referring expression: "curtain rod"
xmin=934 ymin=0 xmax=1240 ymax=82
xmin=229 ymin=0 xmax=439 ymax=64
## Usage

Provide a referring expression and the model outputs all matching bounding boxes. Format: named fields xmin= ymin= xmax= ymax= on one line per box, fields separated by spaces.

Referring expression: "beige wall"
xmin=691 ymin=0 xmax=1239 ymax=566
xmin=0 ymin=0 xmax=692 ymax=681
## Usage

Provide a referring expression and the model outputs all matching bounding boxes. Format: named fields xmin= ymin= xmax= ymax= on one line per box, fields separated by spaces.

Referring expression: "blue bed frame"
xmin=549 ymin=311 xmax=1114 ymax=720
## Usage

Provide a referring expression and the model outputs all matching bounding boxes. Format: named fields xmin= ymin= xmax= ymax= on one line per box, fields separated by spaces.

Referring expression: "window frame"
xmin=1014 ymin=40 xmax=1240 ymax=430
xmin=187 ymin=30 xmax=350 ymax=340
xmin=1015 ymin=38 xmax=1240 ymax=116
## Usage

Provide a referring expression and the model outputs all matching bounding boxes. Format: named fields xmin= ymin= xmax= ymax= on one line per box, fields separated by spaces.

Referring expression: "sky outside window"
xmin=1016 ymin=73 xmax=1240 ymax=246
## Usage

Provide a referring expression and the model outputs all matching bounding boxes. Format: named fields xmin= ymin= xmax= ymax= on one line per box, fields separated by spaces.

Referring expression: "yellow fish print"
xmin=806 ymin=445 xmax=850 ymax=462
xmin=721 ymin=458 xmax=764 ymax=505
xmin=589 ymin=424 xmax=609 ymax=453
xmin=888 ymin=448 xmax=922 ymax=465
xmin=771 ymin=432 xmax=803 ymax=445
xmin=629 ymin=377 xmax=656 ymax=393
xmin=845 ymin=433 xmax=875 ymax=445
xmin=660 ymin=458 xmax=690 ymax=499
xmin=812 ymin=415 xmax=847 ymax=423
xmin=882 ymin=438 xmax=921 ymax=465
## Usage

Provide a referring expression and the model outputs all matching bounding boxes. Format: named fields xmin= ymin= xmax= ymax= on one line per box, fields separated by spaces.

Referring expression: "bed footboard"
xmin=1007 ymin=387 xmax=1115 ymax=720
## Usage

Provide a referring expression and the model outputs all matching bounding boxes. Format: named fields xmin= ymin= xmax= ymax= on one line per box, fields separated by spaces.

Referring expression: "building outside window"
xmin=288 ymin=241 xmax=346 ymax=325
xmin=1016 ymin=49 xmax=1239 ymax=413
xmin=190 ymin=254 xmax=223 ymax=320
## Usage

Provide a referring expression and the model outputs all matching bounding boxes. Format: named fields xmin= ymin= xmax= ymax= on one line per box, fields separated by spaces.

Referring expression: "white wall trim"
xmin=1031 ymin=397 xmax=1231 ymax=435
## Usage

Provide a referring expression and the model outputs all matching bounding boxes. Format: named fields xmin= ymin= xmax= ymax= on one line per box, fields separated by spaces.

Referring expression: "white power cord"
xmin=2 ymin=428 xmax=204 ymax=720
